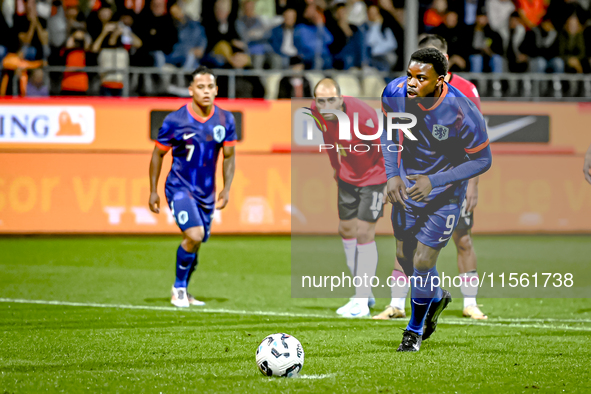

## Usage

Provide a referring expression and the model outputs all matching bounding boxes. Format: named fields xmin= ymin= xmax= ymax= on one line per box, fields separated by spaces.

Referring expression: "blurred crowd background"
xmin=2 ymin=0 xmax=591 ymax=97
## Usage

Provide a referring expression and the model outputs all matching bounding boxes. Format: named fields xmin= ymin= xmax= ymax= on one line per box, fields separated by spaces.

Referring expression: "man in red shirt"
xmin=312 ymin=78 xmax=387 ymax=318
xmin=374 ymin=34 xmax=488 ymax=321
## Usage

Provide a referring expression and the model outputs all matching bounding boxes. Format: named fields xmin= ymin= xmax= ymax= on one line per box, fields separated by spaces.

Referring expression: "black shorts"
xmin=455 ymin=197 xmax=474 ymax=231
xmin=338 ymin=179 xmax=386 ymax=223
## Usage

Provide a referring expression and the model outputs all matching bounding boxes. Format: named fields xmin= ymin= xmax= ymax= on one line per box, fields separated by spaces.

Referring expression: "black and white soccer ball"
xmin=255 ymin=333 xmax=304 ymax=378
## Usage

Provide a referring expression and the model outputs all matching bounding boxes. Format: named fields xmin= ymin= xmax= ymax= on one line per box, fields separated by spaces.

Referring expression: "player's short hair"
xmin=418 ymin=34 xmax=448 ymax=54
xmin=313 ymin=78 xmax=341 ymax=98
xmin=409 ymin=48 xmax=448 ymax=77
xmin=191 ymin=66 xmax=216 ymax=83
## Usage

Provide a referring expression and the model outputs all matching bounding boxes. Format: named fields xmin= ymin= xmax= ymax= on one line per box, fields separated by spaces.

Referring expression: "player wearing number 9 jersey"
xmin=380 ymin=48 xmax=492 ymax=352
xmin=149 ymin=66 xmax=236 ymax=308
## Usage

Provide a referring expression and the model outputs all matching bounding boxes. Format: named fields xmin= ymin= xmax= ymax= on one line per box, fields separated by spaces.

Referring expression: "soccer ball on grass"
xmin=255 ymin=333 xmax=304 ymax=378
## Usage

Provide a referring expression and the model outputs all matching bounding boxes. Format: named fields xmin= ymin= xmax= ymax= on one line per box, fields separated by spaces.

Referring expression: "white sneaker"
xmin=337 ymin=299 xmax=356 ymax=315
xmin=337 ymin=298 xmax=375 ymax=315
xmin=171 ymin=286 xmax=190 ymax=308
xmin=340 ymin=301 xmax=370 ymax=318
xmin=187 ymin=292 xmax=205 ymax=306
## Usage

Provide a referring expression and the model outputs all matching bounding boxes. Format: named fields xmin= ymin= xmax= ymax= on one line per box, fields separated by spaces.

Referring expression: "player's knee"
xmin=356 ymin=228 xmax=374 ymax=245
xmin=338 ymin=222 xmax=356 ymax=239
xmin=413 ymin=249 xmax=436 ymax=271
xmin=454 ymin=233 xmax=473 ymax=253
xmin=183 ymin=228 xmax=204 ymax=252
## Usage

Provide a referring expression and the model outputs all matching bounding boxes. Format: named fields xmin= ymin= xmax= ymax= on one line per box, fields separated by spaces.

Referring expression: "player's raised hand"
xmin=149 ymin=192 xmax=160 ymax=213
xmin=216 ymin=189 xmax=230 ymax=210
xmin=406 ymin=175 xmax=432 ymax=202
xmin=387 ymin=176 xmax=408 ymax=209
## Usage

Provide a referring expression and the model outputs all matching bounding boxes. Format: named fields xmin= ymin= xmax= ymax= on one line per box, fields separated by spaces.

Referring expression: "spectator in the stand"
xmin=506 ymin=11 xmax=530 ymax=73
xmin=114 ymin=0 xmax=145 ymax=16
xmin=270 ymin=7 xmax=298 ymax=68
xmin=91 ymin=13 xmax=141 ymax=96
xmin=26 ymin=68 xmax=49 ymax=96
xmin=326 ymin=2 xmax=363 ymax=70
xmin=277 ymin=56 xmax=311 ymax=98
xmin=515 ymin=0 xmax=547 ymax=30
xmin=236 ymin=0 xmax=272 ymax=69
xmin=470 ymin=12 xmax=504 ymax=73
xmin=0 ymin=7 xmax=10 ymax=64
xmin=294 ymin=4 xmax=333 ymax=69
xmin=203 ymin=0 xmax=248 ymax=68
xmin=166 ymin=3 xmax=207 ymax=71
xmin=531 ymin=18 xmax=563 ymax=73
xmin=176 ymin=0 xmax=203 ymax=22
xmin=87 ymin=3 xmax=114 ymax=41
xmin=546 ymin=0 xmax=588 ymax=38
xmin=432 ymin=11 xmax=470 ymax=71
xmin=135 ymin=0 xmax=177 ymax=69
xmin=458 ymin=0 xmax=485 ymax=27
xmin=1 ymin=42 xmax=45 ymax=96
xmin=363 ymin=4 xmax=397 ymax=72
xmin=217 ymin=51 xmax=265 ymax=98
xmin=47 ymin=0 xmax=87 ymax=63
xmin=559 ymin=13 xmax=587 ymax=73
xmin=60 ymin=27 xmax=91 ymax=95
xmin=14 ymin=0 xmax=49 ymax=60
xmin=378 ymin=0 xmax=404 ymax=28
xmin=423 ymin=0 xmax=447 ymax=32
xmin=347 ymin=0 xmax=367 ymax=27
xmin=486 ymin=0 xmax=515 ymax=46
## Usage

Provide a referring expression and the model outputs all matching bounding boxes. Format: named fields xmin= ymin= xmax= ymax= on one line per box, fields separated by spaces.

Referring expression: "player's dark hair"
xmin=409 ymin=48 xmax=448 ymax=77
xmin=191 ymin=66 xmax=216 ymax=83
xmin=417 ymin=34 xmax=448 ymax=54
xmin=313 ymin=78 xmax=341 ymax=97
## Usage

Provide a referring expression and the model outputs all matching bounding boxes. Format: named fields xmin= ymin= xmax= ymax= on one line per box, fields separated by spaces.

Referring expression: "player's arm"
xmin=584 ymin=143 xmax=591 ymax=185
xmin=381 ymin=92 xmax=408 ymax=208
xmin=217 ymin=145 xmax=235 ymax=210
xmin=149 ymin=145 xmax=169 ymax=213
xmin=407 ymin=146 xmax=492 ymax=202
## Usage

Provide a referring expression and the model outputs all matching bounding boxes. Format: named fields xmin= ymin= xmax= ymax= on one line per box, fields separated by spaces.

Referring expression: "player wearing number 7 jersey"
xmin=311 ymin=78 xmax=387 ymax=318
xmin=148 ymin=66 xmax=236 ymax=308
xmin=380 ymin=48 xmax=492 ymax=351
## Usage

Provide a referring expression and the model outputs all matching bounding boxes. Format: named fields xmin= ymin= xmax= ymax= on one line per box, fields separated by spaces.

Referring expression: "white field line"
xmin=1 ymin=298 xmax=591 ymax=331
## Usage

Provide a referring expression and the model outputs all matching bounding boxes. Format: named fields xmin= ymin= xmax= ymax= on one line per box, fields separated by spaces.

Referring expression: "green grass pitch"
xmin=1 ymin=235 xmax=590 ymax=393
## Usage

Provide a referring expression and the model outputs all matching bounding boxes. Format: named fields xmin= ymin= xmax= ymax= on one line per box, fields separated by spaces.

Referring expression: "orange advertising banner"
xmin=0 ymin=152 xmax=291 ymax=233
xmin=0 ymin=98 xmax=291 ymax=153
xmin=0 ymin=98 xmax=589 ymax=154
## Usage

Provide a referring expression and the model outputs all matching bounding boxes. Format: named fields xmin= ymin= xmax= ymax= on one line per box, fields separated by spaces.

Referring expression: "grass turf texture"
xmin=1 ymin=235 xmax=590 ymax=393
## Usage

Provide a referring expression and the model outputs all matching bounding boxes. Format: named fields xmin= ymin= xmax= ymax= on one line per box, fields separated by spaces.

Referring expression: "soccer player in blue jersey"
xmin=381 ymin=48 xmax=492 ymax=351
xmin=148 ymin=66 xmax=236 ymax=308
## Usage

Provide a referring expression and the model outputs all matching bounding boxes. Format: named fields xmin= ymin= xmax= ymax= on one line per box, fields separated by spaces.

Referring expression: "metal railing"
xmin=10 ymin=66 xmax=591 ymax=100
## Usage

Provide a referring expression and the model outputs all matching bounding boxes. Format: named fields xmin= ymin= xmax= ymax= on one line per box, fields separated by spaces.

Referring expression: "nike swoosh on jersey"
xmin=485 ymin=116 xmax=537 ymax=142
xmin=438 ymin=236 xmax=451 ymax=242
xmin=183 ymin=133 xmax=196 ymax=140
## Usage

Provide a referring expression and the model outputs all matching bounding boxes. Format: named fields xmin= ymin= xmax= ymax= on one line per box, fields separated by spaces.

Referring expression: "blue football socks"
xmin=406 ymin=266 xmax=443 ymax=335
xmin=174 ymin=245 xmax=196 ymax=288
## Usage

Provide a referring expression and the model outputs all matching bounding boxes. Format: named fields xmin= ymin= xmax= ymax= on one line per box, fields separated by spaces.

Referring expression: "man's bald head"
xmin=313 ymin=78 xmax=341 ymax=98
xmin=313 ymin=78 xmax=343 ymax=121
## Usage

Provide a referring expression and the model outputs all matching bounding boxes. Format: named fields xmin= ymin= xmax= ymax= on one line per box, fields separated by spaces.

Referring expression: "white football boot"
xmin=187 ymin=292 xmax=205 ymax=306
xmin=337 ymin=297 xmax=375 ymax=315
xmin=340 ymin=300 xmax=370 ymax=318
xmin=171 ymin=286 xmax=190 ymax=308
